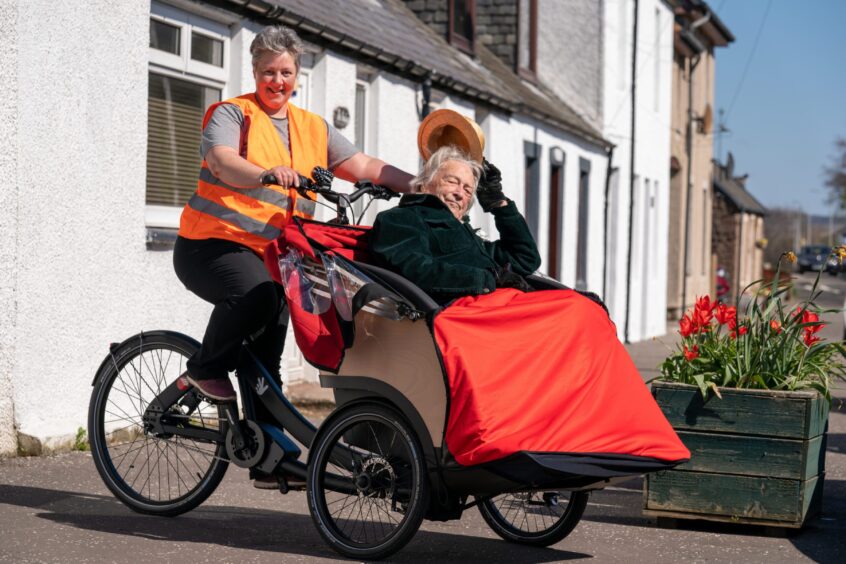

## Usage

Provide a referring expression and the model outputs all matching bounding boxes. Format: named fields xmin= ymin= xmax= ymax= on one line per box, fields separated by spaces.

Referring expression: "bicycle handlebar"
xmin=260 ymin=167 xmax=398 ymax=205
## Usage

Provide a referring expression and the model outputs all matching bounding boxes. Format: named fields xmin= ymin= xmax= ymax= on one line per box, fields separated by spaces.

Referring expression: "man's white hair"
xmin=411 ymin=146 xmax=482 ymax=194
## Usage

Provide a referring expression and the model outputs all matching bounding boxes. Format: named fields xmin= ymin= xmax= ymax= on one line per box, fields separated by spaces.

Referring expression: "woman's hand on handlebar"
xmin=260 ymin=165 xmax=299 ymax=188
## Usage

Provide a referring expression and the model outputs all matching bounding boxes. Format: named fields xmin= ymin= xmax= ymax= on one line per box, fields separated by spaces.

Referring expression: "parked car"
xmin=797 ymin=245 xmax=834 ymax=274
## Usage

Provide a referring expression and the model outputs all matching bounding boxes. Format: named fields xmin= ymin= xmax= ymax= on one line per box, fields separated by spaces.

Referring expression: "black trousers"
xmin=173 ymin=236 xmax=289 ymax=386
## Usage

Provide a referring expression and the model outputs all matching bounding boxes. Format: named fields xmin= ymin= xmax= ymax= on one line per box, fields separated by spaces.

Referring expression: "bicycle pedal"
xmin=278 ymin=476 xmax=306 ymax=494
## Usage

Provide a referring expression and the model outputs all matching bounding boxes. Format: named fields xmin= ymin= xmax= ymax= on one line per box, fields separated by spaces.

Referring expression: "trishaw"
xmin=89 ymin=168 xmax=687 ymax=559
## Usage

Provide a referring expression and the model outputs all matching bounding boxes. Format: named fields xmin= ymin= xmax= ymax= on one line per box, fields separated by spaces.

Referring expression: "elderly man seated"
xmin=370 ymin=146 xmax=540 ymax=304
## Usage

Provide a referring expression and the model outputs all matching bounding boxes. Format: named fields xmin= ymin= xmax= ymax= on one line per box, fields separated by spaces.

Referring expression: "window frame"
xmin=448 ymin=0 xmax=476 ymax=54
xmin=149 ymin=3 xmax=230 ymax=83
xmin=517 ymin=0 xmax=538 ymax=80
xmin=146 ymin=1 xmax=232 ymax=230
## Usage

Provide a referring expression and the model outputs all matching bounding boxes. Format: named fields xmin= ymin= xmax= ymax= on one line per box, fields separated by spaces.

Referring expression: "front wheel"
xmin=478 ymin=490 xmax=589 ymax=547
xmin=88 ymin=331 xmax=229 ymax=516
xmin=307 ymin=403 xmax=429 ymax=560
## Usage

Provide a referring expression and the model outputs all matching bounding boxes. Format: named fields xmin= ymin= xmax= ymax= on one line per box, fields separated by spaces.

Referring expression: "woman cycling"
xmin=174 ymin=25 xmax=413 ymax=406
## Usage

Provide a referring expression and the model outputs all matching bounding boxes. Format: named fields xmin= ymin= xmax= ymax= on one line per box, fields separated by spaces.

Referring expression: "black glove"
xmin=492 ymin=264 xmax=532 ymax=292
xmin=477 ymin=158 xmax=507 ymax=213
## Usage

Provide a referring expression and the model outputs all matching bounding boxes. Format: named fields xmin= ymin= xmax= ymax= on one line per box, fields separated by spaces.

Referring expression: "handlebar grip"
xmin=260 ymin=173 xmax=313 ymax=188
xmin=260 ymin=173 xmax=279 ymax=185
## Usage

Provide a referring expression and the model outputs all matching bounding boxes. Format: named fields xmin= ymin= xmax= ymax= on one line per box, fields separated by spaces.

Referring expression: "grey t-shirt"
xmin=201 ymin=103 xmax=358 ymax=171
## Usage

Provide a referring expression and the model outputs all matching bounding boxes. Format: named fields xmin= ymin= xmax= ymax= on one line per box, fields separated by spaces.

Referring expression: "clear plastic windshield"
xmin=321 ymin=254 xmax=402 ymax=321
xmin=278 ymin=248 xmax=332 ymax=315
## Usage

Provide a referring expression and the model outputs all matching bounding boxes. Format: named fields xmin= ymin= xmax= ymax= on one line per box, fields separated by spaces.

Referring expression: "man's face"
xmin=430 ymin=160 xmax=476 ymax=220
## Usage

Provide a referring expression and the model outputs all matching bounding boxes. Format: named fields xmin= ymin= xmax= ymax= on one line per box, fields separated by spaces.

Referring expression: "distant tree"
xmin=825 ymin=137 xmax=846 ymax=209
xmin=763 ymin=207 xmax=800 ymax=266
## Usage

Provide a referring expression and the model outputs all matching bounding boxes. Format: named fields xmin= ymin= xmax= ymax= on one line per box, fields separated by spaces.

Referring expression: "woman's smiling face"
xmin=253 ymin=51 xmax=298 ymax=114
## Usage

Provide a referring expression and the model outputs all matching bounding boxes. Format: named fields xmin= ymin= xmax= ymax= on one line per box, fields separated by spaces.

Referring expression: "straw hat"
xmin=417 ymin=109 xmax=485 ymax=163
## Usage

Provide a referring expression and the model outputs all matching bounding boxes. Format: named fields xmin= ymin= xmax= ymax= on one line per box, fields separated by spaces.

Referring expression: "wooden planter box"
xmin=643 ymin=382 xmax=828 ymax=529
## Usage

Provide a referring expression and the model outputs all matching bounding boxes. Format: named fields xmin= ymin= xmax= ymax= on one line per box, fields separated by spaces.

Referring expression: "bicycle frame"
xmin=142 ymin=338 xmax=355 ymax=485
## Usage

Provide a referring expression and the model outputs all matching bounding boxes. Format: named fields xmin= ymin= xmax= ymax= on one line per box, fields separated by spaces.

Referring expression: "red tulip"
xmin=693 ymin=296 xmax=715 ymax=327
xmin=770 ymin=319 xmax=782 ymax=333
xmin=802 ymin=311 xmax=823 ymax=334
xmin=679 ymin=314 xmax=694 ymax=337
xmin=683 ymin=344 xmax=699 ymax=361
xmin=730 ymin=325 xmax=748 ymax=339
xmin=804 ymin=332 xmax=821 ymax=347
xmin=714 ymin=304 xmax=736 ymax=325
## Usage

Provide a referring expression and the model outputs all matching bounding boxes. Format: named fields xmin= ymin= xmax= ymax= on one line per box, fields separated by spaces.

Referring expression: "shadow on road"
xmin=0 ymin=484 xmax=590 ymax=562
xmin=827 ymin=432 xmax=846 ymax=455
xmin=580 ymin=474 xmax=846 ymax=563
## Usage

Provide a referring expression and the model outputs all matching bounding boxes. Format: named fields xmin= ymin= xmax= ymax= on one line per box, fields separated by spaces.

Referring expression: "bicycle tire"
xmin=88 ymin=331 xmax=229 ymax=516
xmin=307 ymin=403 xmax=429 ymax=560
xmin=478 ymin=490 xmax=589 ymax=547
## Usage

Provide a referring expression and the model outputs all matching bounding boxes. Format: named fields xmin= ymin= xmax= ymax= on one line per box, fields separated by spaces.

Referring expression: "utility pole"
xmin=829 ymin=212 xmax=834 ymax=246
xmin=715 ymin=108 xmax=730 ymax=164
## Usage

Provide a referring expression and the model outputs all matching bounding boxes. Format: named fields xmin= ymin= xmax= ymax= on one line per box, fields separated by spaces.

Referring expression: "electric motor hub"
xmin=225 ymin=420 xmax=266 ymax=468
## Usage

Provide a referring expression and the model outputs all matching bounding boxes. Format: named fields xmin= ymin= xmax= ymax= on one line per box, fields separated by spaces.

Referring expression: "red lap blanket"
xmin=433 ymin=288 xmax=690 ymax=467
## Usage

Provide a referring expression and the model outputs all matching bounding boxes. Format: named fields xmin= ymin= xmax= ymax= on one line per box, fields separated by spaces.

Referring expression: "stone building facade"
xmin=711 ymin=157 xmax=766 ymax=303
xmin=665 ymin=0 xmax=733 ymax=319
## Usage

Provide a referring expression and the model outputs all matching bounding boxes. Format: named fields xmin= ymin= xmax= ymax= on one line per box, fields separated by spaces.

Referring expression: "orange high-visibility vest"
xmin=178 ymin=94 xmax=328 ymax=255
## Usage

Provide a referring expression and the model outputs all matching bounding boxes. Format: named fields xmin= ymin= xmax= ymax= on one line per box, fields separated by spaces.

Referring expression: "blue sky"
xmin=713 ymin=0 xmax=846 ymax=216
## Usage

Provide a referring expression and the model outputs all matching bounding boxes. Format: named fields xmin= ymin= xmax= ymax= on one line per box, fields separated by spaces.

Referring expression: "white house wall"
xmin=0 ymin=0 xmax=19 ymax=455
xmin=2 ymin=0 xmax=210 ymax=451
xmin=0 ymin=0 xmax=612 ymax=452
xmin=602 ymin=0 xmax=672 ymax=342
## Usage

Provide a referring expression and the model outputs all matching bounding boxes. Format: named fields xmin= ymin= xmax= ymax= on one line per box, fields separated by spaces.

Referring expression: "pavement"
xmin=2 ymin=271 xmax=845 ymax=563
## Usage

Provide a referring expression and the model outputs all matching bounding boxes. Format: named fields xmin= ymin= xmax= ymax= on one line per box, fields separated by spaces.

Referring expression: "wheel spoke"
xmin=93 ymin=339 xmax=227 ymax=509
xmin=311 ymin=409 xmax=424 ymax=556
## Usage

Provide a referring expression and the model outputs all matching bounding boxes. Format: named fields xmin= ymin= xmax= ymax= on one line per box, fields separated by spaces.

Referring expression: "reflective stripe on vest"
xmin=198 ymin=168 xmax=292 ymax=210
xmin=186 ymin=194 xmax=282 ymax=240
xmin=295 ymin=197 xmax=316 ymax=216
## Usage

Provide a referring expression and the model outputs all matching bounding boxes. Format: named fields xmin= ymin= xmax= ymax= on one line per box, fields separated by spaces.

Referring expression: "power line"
xmin=723 ymin=0 xmax=773 ymax=122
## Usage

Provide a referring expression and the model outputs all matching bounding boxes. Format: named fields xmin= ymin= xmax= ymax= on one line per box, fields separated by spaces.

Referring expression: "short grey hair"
xmin=250 ymin=26 xmax=304 ymax=69
xmin=411 ymin=146 xmax=483 ymax=194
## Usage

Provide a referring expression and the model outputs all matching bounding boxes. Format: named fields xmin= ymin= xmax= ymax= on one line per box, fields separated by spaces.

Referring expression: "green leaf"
xmin=708 ymin=381 xmax=723 ymax=399
xmin=692 ymin=374 xmax=709 ymax=398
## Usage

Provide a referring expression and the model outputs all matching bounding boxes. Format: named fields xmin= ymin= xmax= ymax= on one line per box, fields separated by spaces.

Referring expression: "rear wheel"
xmin=88 ymin=331 xmax=229 ymax=516
xmin=307 ymin=403 xmax=428 ymax=560
xmin=478 ymin=490 xmax=589 ymax=546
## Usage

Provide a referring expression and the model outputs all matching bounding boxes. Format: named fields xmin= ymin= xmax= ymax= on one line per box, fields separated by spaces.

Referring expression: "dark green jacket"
xmin=370 ymin=194 xmax=541 ymax=303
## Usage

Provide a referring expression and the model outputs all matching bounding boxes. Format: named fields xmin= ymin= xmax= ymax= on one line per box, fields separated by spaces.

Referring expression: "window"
xmin=352 ymin=80 xmax=368 ymax=219
xmin=150 ymin=19 xmax=180 ymax=55
xmin=354 ymin=82 xmax=368 ymax=151
xmin=654 ymin=7 xmax=661 ymax=111
xmin=517 ymin=0 xmax=537 ymax=78
xmin=293 ymin=68 xmax=311 ymax=110
xmin=576 ymin=158 xmax=591 ymax=291
xmin=191 ymin=32 xmax=224 ymax=67
xmin=147 ymin=73 xmax=220 ymax=208
xmin=523 ymin=141 xmax=541 ymax=241
xmin=548 ymin=148 xmax=566 ymax=281
xmin=449 ymin=0 xmax=475 ymax=53
xmin=146 ymin=1 xmax=230 ymax=229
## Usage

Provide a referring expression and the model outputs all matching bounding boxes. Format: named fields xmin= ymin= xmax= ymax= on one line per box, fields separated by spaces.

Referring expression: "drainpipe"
xmin=735 ymin=213 xmax=744 ymax=303
xmin=624 ymin=0 xmax=639 ymax=343
xmin=680 ymin=53 xmax=700 ymax=313
xmin=602 ymin=144 xmax=616 ymax=302
xmin=680 ymin=8 xmax=711 ymax=312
